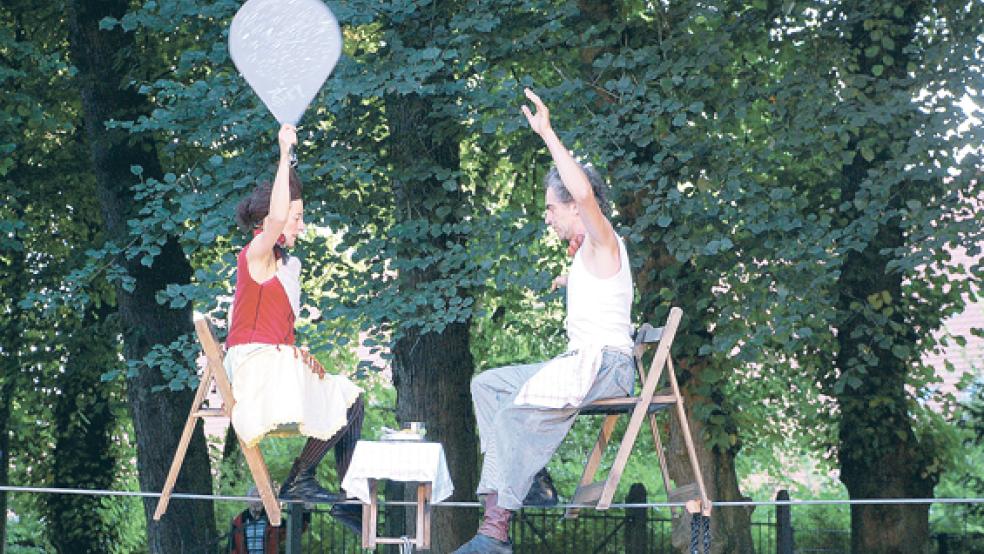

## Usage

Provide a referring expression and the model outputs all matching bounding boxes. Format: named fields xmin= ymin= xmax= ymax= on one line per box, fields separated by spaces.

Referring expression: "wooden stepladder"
xmin=154 ymin=315 xmax=284 ymax=526
xmin=566 ymin=307 xmax=710 ymax=519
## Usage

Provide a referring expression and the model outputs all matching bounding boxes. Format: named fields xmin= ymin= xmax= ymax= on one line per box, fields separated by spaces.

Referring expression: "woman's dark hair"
xmin=235 ymin=166 xmax=304 ymax=232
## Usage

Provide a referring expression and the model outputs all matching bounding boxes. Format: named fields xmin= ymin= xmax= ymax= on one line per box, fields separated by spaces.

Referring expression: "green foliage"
xmin=4 ymin=508 xmax=55 ymax=554
xmin=933 ymin=382 xmax=984 ymax=533
xmin=4 ymin=0 xmax=983 ymax=549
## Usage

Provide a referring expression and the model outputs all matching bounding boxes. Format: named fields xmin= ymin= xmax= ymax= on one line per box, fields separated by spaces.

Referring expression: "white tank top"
xmin=565 ymin=235 xmax=634 ymax=350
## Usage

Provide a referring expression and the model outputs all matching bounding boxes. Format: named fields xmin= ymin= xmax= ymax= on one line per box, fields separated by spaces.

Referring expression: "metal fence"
xmin=3 ymin=484 xmax=980 ymax=553
xmin=244 ymin=504 xmax=982 ymax=554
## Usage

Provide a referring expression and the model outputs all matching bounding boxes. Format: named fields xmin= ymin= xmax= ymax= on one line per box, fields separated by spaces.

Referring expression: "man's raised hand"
xmin=521 ymin=88 xmax=553 ymax=138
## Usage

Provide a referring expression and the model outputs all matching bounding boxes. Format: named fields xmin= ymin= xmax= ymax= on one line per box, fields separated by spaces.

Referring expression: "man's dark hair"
xmin=543 ymin=162 xmax=611 ymax=217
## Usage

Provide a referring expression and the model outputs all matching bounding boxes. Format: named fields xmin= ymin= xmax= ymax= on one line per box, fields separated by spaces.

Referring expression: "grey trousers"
xmin=471 ymin=350 xmax=635 ymax=509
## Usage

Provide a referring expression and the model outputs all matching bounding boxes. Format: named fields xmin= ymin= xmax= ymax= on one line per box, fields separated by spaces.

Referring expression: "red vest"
xmin=227 ymin=245 xmax=295 ymax=347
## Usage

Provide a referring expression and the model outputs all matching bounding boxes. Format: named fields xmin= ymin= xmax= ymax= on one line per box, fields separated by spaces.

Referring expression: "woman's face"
xmin=280 ymin=199 xmax=305 ymax=247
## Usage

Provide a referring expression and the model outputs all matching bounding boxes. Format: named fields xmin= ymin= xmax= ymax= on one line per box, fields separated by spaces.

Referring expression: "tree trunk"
xmin=64 ymin=1 xmax=216 ymax=551
xmin=835 ymin=219 xmax=936 ymax=554
xmin=833 ymin=3 xmax=937 ymax=552
xmin=392 ymin=322 xmax=477 ymax=552
xmin=835 ymin=221 xmax=935 ymax=554
xmin=44 ymin=306 xmax=119 ymax=553
xmin=385 ymin=86 xmax=478 ymax=552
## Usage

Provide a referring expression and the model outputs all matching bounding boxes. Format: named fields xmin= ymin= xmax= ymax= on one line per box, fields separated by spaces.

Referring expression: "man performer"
xmin=453 ymin=89 xmax=636 ymax=553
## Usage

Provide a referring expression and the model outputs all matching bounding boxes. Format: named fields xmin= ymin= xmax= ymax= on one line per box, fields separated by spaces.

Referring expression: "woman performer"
xmin=224 ymin=123 xmax=362 ymax=533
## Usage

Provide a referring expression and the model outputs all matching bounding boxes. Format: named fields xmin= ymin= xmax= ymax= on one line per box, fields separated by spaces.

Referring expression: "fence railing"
xmin=2 ymin=484 xmax=981 ymax=553
xmin=262 ymin=503 xmax=982 ymax=554
xmin=246 ymin=487 xmax=983 ymax=554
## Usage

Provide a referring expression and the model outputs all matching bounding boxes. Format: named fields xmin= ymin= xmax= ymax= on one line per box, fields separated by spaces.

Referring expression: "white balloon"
xmin=229 ymin=0 xmax=342 ymax=125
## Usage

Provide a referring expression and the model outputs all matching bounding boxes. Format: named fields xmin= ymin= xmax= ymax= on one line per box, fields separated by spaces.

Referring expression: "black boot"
xmin=279 ymin=462 xmax=342 ymax=504
xmin=523 ymin=468 xmax=559 ymax=507
xmin=279 ymin=400 xmax=363 ymax=505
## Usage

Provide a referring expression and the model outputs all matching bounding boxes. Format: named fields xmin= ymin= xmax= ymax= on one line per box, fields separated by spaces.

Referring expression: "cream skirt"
xmin=224 ymin=344 xmax=362 ymax=447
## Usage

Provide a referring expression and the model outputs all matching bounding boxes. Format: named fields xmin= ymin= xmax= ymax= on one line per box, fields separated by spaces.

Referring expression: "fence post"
xmin=776 ymin=489 xmax=793 ymax=554
xmin=625 ymin=483 xmax=649 ymax=553
xmin=286 ymin=501 xmax=303 ymax=554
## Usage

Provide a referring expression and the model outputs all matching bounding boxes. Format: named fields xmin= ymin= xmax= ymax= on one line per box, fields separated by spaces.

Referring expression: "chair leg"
xmin=666 ymin=358 xmax=710 ymax=512
xmin=240 ymin=438 xmax=281 ymax=526
xmin=649 ymin=412 xmax=673 ymax=500
xmin=597 ymin=403 xmax=649 ymax=510
xmin=566 ymin=414 xmax=619 ymax=518
xmin=153 ymin=368 xmax=213 ymax=521
xmin=596 ymin=348 xmax=673 ymax=511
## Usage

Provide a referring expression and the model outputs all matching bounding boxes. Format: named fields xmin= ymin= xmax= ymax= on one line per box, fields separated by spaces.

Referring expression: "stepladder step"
xmin=191 ymin=408 xmax=227 ymax=418
xmin=570 ymin=481 xmax=605 ymax=505
xmin=667 ymin=482 xmax=700 ymax=503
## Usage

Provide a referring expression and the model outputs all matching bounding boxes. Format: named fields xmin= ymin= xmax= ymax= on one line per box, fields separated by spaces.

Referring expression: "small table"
xmin=341 ymin=440 xmax=453 ymax=550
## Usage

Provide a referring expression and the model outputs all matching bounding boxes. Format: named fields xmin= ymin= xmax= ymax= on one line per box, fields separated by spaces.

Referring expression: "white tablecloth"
xmin=341 ymin=440 xmax=454 ymax=505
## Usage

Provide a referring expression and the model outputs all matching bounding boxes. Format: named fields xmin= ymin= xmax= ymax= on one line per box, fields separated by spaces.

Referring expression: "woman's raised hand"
xmin=278 ymin=124 xmax=297 ymax=155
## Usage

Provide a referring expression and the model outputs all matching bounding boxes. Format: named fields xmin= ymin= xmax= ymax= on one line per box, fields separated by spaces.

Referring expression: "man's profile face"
xmin=544 ymin=187 xmax=578 ymax=241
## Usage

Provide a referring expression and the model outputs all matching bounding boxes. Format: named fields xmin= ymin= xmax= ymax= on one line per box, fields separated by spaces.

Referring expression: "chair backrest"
xmin=632 ymin=307 xmax=683 ymax=394
xmin=192 ymin=315 xmax=236 ymax=413
xmin=194 ymin=315 xmax=225 ymax=370
xmin=633 ymin=322 xmax=662 ymax=360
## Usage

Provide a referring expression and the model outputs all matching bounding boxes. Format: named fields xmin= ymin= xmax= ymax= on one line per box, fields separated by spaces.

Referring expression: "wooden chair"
xmin=153 ymin=314 xmax=285 ymax=526
xmin=565 ymin=307 xmax=710 ymax=518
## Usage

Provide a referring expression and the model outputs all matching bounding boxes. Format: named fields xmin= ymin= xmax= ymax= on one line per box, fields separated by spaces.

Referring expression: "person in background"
xmin=228 ymin=484 xmax=309 ymax=554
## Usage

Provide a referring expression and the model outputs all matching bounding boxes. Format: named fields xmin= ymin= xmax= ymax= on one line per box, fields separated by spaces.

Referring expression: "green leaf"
xmin=98 ymin=16 xmax=119 ymax=30
xmin=420 ymin=47 xmax=441 ymax=60
xmin=861 ymin=145 xmax=875 ymax=161
xmin=101 ymin=369 xmax=120 ymax=382
xmin=120 ymin=13 xmax=139 ymax=32
xmin=880 ymin=290 xmax=891 ymax=305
